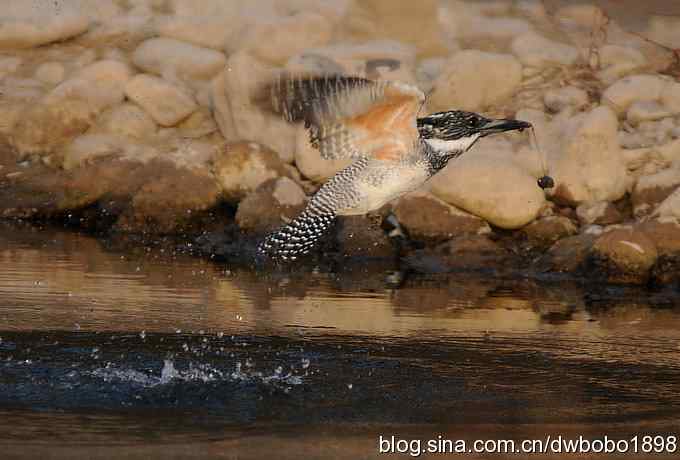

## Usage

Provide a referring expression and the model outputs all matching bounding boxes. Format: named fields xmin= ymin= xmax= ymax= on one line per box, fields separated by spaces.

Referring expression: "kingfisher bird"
xmin=256 ymin=75 xmax=531 ymax=260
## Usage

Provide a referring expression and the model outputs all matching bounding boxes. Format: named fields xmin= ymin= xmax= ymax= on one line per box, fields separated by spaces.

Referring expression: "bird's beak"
xmin=479 ymin=118 xmax=532 ymax=137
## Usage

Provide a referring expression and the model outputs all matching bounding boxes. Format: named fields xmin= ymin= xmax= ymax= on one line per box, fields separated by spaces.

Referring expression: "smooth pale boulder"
xmin=511 ymin=32 xmax=579 ymax=68
xmin=340 ymin=0 xmax=448 ymax=57
xmin=132 ymin=37 xmax=226 ymax=80
xmin=0 ymin=4 xmax=90 ymax=49
xmin=661 ymin=82 xmax=680 ymax=114
xmin=597 ymin=45 xmax=648 ymax=84
xmin=93 ymin=103 xmax=157 ymax=140
xmin=430 ymin=153 xmax=546 ymax=229
xmin=626 ymin=101 xmax=672 ymax=125
xmin=44 ymin=60 xmax=133 ymax=114
xmin=125 ymin=74 xmax=198 ymax=127
xmin=156 ymin=16 xmax=235 ymax=50
xmin=62 ymin=134 xmax=123 ymax=170
xmin=533 ymin=106 xmax=629 ymax=205
xmin=544 ymin=86 xmax=589 ymax=112
xmin=646 ymin=15 xmax=680 ymax=49
xmin=34 ymin=62 xmax=66 ymax=85
xmin=602 ymin=75 xmax=669 ymax=115
xmin=429 ymin=51 xmax=522 ymax=112
xmin=232 ymin=12 xmax=332 ymax=65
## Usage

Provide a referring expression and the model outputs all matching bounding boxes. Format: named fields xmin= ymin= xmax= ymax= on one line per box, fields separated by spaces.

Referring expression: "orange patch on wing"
xmin=347 ymin=92 xmax=419 ymax=161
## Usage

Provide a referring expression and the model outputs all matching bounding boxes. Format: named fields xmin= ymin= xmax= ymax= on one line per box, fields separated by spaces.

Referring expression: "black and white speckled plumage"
xmin=258 ymin=158 xmax=368 ymax=260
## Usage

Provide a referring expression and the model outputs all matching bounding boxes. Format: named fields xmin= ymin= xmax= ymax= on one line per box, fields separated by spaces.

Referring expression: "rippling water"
xmin=0 ymin=223 xmax=679 ymax=459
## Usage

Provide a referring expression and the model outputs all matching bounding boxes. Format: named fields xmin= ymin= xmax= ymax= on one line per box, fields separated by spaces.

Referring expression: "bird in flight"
xmin=256 ymin=75 xmax=531 ymax=260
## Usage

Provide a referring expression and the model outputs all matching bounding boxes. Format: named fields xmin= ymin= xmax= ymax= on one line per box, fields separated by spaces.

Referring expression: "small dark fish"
xmin=537 ymin=175 xmax=554 ymax=189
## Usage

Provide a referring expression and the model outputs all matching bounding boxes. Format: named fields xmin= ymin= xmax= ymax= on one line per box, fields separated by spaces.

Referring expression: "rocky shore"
xmin=1 ymin=0 xmax=680 ymax=285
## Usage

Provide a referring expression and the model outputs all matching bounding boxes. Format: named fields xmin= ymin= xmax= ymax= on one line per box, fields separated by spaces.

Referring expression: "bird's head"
xmin=417 ymin=110 xmax=531 ymax=157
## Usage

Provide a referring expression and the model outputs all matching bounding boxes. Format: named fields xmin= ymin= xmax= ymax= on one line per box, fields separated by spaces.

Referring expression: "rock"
xmin=0 ymin=56 xmax=22 ymax=79
xmin=511 ymin=32 xmax=579 ymax=68
xmin=235 ymin=177 xmax=307 ymax=234
xmin=44 ymin=60 xmax=134 ymax=114
xmin=175 ymin=108 xmax=218 ymax=139
xmin=62 ymin=133 xmax=161 ymax=171
xmin=440 ymin=2 xmax=532 ymax=42
xmin=538 ymin=234 xmax=596 ymax=273
xmin=341 ymin=0 xmax=448 ymax=57
xmin=554 ymin=4 xmax=606 ymax=27
xmin=34 ymin=62 xmax=66 ymax=85
xmin=597 ymin=45 xmax=648 ymax=85
xmin=549 ymin=106 xmax=629 ymax=205
xmin=652 ymin=187 xmax=680 ymax=222
xmin=62 ymin=134 xmax=123 ymax=170
xmin=116 ymin=161 xmax=221 ymax=234
xmin=576 ymin=201 xmax=623 ymax=226
xmin=431 ymin=235 xmax=509 ymax=271
xmin=430 ymin=150 xmax=546 ymax=229
xmin=93 ymin=103 xmax=157 ymax=140
xmin=646 ymin=15 xmax=680 ymax=49
xmin=591 ymin=228 xmax=658 ymax=283
xmin=429 ymin=50 xmax=522 ymax=112
xmin=155 ymin=16 xmax=235 ymax=50
xmin=82 ymin=13 xmax=156 ymax=48
xmin=392 ymin=192 xmax=489 ymax=242
xmin=0 ymin=77 xmax=44 ymax=102
xmin=632 ymin=166 xmax=680 ymax=218
xmin=602 ymin=75 xmax=670 ymax=116
xmin=11 ymin=99 xmax=95 ymax=159
xmin=286 ymin=40 xmax=417 ymax=81
xmin=233 ymin=13 xmax=332 ymax=65
xmin=0 ymin=4 xmax=90 ymax=49
xmin=125 ymin=74 xmax=197 ymax=127
xmin=637 ymin=221 xmax=680 ymax=257
xmin=544 ymin=86 xmax=589 ymax=113
xmin=522 ymin=216 xmax=578 ymax=247
xmin=212 ymin=141 xmax=290 ymax=203
xmin=660 ymin=82 xmax=680 ymax=114
xmin=656 ymin=139 xmax=680 ymax=164
xmin=626 ymin=101 xmax=672 ymax=125
xmin=336 ymin=215 xmax=394 ymax=259
xmin=132 ymin=38 xmax=226 ymax=81
xmin=294 ymin=125 xmax=352 ymax=182
xmin=211 ymin=52 xmax=296 ymax=163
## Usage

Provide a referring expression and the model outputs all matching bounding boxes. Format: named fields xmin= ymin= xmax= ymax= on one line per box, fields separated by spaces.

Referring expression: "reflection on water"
xmin=1 ymin=224 xmax=679 ymax=459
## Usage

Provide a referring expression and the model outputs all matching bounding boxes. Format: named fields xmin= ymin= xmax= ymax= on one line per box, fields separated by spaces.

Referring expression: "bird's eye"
xmin=467 ymin=118 xmax=478 ymax=128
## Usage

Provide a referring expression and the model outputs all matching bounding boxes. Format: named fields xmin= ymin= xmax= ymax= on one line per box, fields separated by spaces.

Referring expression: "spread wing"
xmin=257 ymin=74 xmax=425 ymax=162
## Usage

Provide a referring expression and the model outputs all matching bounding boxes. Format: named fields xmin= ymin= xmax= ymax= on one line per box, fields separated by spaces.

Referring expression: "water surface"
xmin=1 ymin=224 xmax=679 ymax=459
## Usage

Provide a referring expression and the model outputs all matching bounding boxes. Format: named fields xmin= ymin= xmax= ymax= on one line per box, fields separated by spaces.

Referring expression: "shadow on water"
xmin=1 ymin=223 xmax=679 ymax=459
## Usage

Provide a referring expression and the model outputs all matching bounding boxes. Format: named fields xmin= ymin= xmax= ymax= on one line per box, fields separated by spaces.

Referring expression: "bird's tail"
xmin=257 ymin=208 xmax=336 ymax=261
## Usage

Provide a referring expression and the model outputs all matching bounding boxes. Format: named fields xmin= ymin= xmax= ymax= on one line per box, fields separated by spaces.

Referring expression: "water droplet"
xmin=347 ymin=383 xmax=353 ymax=390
